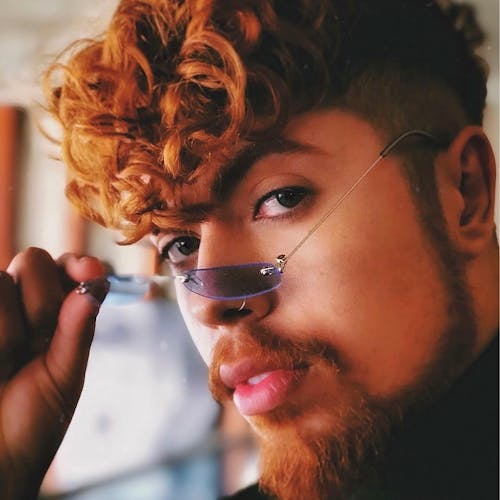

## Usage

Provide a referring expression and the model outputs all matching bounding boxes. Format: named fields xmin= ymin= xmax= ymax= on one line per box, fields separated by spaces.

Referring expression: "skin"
xmin=0 ymin=109 xmax=497 ymax=498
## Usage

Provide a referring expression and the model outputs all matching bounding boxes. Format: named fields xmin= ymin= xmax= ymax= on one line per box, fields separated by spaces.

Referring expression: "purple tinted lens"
xmin=180 ymin=262 xmax=281 ymax=299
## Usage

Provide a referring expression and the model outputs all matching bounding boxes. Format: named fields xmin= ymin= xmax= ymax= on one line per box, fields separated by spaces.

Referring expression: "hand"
xmin=0 ymin=248 xmax=109 ymax=499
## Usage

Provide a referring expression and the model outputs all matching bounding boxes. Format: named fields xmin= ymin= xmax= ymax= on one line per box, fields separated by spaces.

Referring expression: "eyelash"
xmin=158 ymin=234 xmax=200 ymax=266
xmin=253 ymin=185 xmax=310 ymax=219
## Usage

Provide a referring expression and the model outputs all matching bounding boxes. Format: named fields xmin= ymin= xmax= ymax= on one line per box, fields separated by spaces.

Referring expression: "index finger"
xmin=56 ymin=254 xmax=107 ymax=294
xmin=7 ymin=248 xmax=64 ymax=334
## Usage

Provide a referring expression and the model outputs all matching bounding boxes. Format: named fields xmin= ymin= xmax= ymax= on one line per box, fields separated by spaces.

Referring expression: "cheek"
xmin=281 ymin=177 xmax=450 ymax=395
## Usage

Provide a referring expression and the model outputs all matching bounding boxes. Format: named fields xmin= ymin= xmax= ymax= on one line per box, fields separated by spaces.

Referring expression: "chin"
xmin=252 ymin=390 xmax=397 ymax=500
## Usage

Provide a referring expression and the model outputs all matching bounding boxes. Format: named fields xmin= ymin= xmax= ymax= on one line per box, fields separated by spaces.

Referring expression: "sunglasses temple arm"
xmin=379 ymin=130 xmax=439 ymax=157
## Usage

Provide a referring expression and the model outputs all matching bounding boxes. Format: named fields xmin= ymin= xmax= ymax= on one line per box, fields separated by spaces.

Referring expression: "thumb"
xmin=45 ymin=278 xmax=109 ymax=402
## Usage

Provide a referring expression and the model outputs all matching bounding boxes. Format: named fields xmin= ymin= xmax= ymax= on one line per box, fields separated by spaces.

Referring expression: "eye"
xmin=254 ymin=186 xmax=309 ymax=219
xmin=159 ymin=235 xmax=200 ymax=265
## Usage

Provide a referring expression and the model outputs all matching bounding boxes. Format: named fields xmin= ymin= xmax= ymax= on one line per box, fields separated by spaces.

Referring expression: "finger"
xmin=7 ymin=248 xmax=64 ymax=336
xmin=45 ymin=275 xmax=109 ymax=406
xmin=55 ymin=253 xmax=81 ymax=293
xmin=0 ymin=271 xmax=25 ymax=379
xmin=56 ymin=254 xmax=107 ymax=288
xmin=0 ymin=257 xmax=107 ymax=485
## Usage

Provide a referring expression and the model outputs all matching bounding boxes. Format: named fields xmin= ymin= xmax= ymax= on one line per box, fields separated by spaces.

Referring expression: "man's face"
xmin=152 ymin=109 xmax=473 ymax=497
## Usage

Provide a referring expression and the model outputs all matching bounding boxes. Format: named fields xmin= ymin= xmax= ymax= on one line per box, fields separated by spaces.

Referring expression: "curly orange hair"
xmin=44 ymin=0 xmax=487 ymax=243
xmin=44 ymin=0 xmax=336 ymax=242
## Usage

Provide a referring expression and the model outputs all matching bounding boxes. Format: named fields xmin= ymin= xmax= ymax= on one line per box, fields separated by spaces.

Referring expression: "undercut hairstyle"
xmin=44 ymin=0 xmax=489 ymax=243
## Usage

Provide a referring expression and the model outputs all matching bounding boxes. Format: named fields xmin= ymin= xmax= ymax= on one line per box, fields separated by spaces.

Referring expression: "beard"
xmin=208 ymin=324 xmax=400 ymax=500
xmin=258 ymin=314 xmax=475 ymax=500
xmin=255 ymin=384 xmax=395 ymax=500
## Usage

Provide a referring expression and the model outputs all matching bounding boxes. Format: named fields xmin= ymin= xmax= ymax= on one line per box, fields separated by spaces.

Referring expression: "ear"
xmin=438 ymin=126 xmax=496 ymax=259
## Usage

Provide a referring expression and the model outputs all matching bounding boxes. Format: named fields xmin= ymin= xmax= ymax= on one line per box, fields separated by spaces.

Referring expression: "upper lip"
xmin=219 ymin=358 xmax=309 ymax=389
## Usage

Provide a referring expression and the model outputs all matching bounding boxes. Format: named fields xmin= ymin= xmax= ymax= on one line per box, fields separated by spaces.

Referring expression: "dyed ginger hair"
xmin=44 ymin=0 xmax=488 ymax=243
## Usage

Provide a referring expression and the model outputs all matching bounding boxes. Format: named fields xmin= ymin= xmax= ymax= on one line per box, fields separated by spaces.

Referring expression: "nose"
xmin=181 ymin=288 xmax=276 ymax=327
xmin=178 ymin=222 xmax=277 ymax=327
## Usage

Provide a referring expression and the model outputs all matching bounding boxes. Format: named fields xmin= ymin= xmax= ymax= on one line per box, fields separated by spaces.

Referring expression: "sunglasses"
xmin=174 ymin=129 xmax=440 ymax=300
xmin=82 ymin=130 xmax=439 ymax=304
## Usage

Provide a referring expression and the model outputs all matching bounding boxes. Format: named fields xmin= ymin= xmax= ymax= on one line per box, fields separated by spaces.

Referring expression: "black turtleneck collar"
xmin=377 ymin=334 xmax=499 ymax=500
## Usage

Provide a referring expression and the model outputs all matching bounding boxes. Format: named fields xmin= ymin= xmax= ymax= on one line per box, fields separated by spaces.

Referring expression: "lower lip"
xmin=233 ymin=368 xmax=308 ymax=416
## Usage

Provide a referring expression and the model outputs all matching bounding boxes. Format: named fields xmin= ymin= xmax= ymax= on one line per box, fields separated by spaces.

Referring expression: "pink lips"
xmin=220 ymin=361 xmax=309 ymax=416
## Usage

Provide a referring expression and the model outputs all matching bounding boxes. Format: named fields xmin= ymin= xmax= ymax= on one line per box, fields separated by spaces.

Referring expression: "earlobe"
xmin=443 ymin=126 xmax=496 ymax=259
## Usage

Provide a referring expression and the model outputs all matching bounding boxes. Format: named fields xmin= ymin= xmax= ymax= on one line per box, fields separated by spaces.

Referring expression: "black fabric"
xmin=379 ymin=334 xmax=499 ymax=500
xmin=220 ymin=482 xmax=271 ymax=500
xmin=222 ymin=335 xmax=498 ymax=500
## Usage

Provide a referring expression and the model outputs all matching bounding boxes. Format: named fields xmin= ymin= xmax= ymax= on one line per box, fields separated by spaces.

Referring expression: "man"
xmin=0 ymin=0 xmax=497 ymax=499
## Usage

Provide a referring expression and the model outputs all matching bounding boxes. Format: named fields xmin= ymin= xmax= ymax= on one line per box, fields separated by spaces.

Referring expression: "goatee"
xmin=256 ymin=393 xmax=396 ymax=500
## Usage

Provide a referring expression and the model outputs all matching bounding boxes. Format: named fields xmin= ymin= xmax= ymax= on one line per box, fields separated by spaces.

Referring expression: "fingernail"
xmin=76 ymin=277 xmax=110 ymax=307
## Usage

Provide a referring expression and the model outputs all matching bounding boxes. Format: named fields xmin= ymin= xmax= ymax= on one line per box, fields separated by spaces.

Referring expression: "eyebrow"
xmin=212 ymin=137 xmax=322 ymax=202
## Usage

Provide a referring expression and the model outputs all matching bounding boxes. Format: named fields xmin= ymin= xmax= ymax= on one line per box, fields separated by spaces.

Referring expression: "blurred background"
xmin=0 ymin=0 xmax=497 ymax=499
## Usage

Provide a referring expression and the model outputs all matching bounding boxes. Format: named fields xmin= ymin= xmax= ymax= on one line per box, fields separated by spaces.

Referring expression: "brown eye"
xmin=255 ymin=186 xmax=309 ymax=218
xmin=161 ymin=236 xmax=200 ymax=264
xmin=275 ymin=188 xmax=307 ymax=208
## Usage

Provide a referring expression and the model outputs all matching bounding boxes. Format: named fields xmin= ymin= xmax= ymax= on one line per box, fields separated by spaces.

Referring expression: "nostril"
xmin=222 ymin=307 xmax=252 ymax=320
xmin=188 ymin=293 xmax=273 ymax=326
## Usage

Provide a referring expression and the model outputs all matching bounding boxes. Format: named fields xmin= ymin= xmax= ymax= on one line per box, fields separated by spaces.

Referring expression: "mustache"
xmin=208 ymin=324 xmax=339 ymax=403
